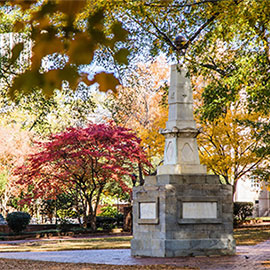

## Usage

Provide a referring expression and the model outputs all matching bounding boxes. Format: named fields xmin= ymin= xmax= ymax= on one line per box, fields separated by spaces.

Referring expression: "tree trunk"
xmin=123 ymin=205 xmax=132 ymax=232
xmin=233 ymin=179 xmax=238 ymax=202
xmin=138 ymin=163 xmax=144 ymax=186
xmin=87 ymin=214 xmax=96 ymax=231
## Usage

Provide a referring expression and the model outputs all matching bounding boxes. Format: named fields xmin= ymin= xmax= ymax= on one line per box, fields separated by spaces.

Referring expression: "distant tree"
xmin=15 ymin=122 xmax=150 ymax=230
xmin=197 ymin=108 xmax=265 ymax=197
xmin=10 ymin=86 xmax=96 ymax=136
xmin=193 ymin=78 xmax=267 ymax=196
xmin=0 ymin=124 xmax=33 ymax=216
xmin=105 ymin=57 xmax=169 ymax=172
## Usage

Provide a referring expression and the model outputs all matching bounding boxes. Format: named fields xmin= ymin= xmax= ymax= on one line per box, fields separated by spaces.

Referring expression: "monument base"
xmin=131 ymin=174 xmax=235 ymax=257
xmin=131 ymin=238 xmax=235 ymax=257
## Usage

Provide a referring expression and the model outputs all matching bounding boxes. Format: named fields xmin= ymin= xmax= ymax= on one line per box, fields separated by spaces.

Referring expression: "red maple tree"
xmin=15 ymin=122 xmax=150 ymax=230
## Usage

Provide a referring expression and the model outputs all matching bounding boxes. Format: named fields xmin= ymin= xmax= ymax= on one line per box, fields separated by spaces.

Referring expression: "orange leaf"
xmin=56 ymin=0 xmax=87 ymax=16
xmin=13 ymin=21 xmax=25 ymax=32
xmin=67 ymin=33 xmax=95 ymax=65
xmin=32 ymin=34 xmax=63 ymax=70
xmin=91 ymin=72 xmax=119 ymax=92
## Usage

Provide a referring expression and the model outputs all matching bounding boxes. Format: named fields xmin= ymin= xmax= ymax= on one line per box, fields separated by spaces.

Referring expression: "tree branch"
xmin=145 ymin=13 xmax=178 ymax=51
xmin=145 ymin=0 xmax=223 ymax=8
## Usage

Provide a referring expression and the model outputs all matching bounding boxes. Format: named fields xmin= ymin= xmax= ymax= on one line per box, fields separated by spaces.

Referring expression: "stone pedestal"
xmin=131 ymin=175 xmax=235 ymax=257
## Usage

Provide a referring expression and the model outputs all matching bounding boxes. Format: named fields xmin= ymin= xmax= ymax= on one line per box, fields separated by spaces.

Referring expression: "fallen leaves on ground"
xmin=0 ymin=258 xmax=197 ymax=270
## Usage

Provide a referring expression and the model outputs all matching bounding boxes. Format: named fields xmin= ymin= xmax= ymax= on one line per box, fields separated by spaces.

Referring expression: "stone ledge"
xmin=157 ymin=164 xmax=207 ymax=176
xmin=157 ymin=174 xmax=220 ymax=185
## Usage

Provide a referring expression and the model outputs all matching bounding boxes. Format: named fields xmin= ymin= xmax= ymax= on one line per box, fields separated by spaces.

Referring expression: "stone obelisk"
xmin=131 ymin=65 xmax=235 ymax=257
xmin=157 ymin=65 xmax=206 ymax=175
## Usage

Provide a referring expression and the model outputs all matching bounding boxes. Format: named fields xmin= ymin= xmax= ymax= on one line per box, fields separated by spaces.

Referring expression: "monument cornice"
xmin=159 ymin=127 xmax=200 ymax=138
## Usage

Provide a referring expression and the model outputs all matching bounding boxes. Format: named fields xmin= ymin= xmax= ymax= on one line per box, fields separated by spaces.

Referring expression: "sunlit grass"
xmin=0 ymin=236 xmax=132 ymax=252
xmin=234 ymin=227 xmax=270 ymax=245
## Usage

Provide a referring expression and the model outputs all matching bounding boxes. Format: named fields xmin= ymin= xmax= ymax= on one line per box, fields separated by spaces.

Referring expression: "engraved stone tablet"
xmin=182 ymin=202 xmax=217 ymax=219
xmin=139 ymin=202 xmax=157 ymax=219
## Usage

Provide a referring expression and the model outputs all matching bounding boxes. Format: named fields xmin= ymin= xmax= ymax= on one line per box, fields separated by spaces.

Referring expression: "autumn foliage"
xmin=106 ymin=57 xmax=169 ymax=170
xmin=0 ymin=125 xmax=33 ymax=215
xmin=15 ymin=122 xmax=150 ymax=229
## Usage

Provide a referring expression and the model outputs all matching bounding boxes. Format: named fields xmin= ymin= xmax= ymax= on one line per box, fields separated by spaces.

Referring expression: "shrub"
xmin=97 ymin=206 xmax=124 ymax=230
xmin=99 ymin=206 xmax=119 ymax=218
xmin=234 ymin=202 xmax=253 ymax=224
xmin=96 ymin=216 xmax=116 ymax=231
xmin=6 ymin=212 xmax=31 ymax=233
xmin=0 ymin=213 xmax=6 ymax=224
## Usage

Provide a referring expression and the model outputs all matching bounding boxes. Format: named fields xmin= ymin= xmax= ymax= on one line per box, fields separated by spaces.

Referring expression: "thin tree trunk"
xmin=138 ymin=163 xmax=144 ymax=186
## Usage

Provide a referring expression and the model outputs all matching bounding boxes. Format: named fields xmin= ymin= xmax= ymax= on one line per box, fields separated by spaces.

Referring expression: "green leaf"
xmin=9 ymin=70 xmax=42 ymax=98
xmin=88 ymin=9 xmax=104 ymax=28
xmin=114 ymin=48 xmax=129 ymax=65
xmin=10 ymin=43 xmax=24 ymax=64
xmin=111 ymin=21 xmax=129 ymax=43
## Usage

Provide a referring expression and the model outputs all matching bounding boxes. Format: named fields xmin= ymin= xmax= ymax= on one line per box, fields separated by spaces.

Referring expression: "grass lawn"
xmin=0 ymin=236 xmax=133 ymax=252
xmin=234 ymin=226 xmax=270 ymax=245
xmin=0 ymin=226 xmax=269 ymax=253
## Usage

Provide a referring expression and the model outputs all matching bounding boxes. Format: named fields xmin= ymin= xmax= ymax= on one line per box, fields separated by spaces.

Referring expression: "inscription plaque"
xmin=182 ymin=202 xmax=217 ymax=219
xmin=139 ymin=202 xmax=157 ymax=219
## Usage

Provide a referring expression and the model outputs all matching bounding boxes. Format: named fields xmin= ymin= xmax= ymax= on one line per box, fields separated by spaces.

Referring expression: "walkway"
xmin=0 ymin=240 xmax=269 ymax=269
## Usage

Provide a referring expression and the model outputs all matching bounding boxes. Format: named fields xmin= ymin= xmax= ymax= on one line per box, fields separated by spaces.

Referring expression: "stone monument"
xmin=131 ymin=64 xmax=235 ymax=257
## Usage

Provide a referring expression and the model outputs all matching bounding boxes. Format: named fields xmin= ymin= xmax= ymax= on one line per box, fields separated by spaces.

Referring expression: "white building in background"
xmin=235 ymin=176 xmax=270 ymax=217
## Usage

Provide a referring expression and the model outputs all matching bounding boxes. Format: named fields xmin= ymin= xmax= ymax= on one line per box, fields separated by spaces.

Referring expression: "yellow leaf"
xmin=80 ymin=72 xmax=92 ymax=85
xmin=57 ymin=65 xmax=80 ymax=89
xmin=43 ymin=69 xmax=62 ymax=96
xmin=9 ymin=0 xmax=37 ymax=10
xmin=37 ymin=16 xmax=51 ymax=29
xmin=88 ymin=9 xmax=104 ymax=29
xmin=30 ymin=1 xmax=57 ymax=22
